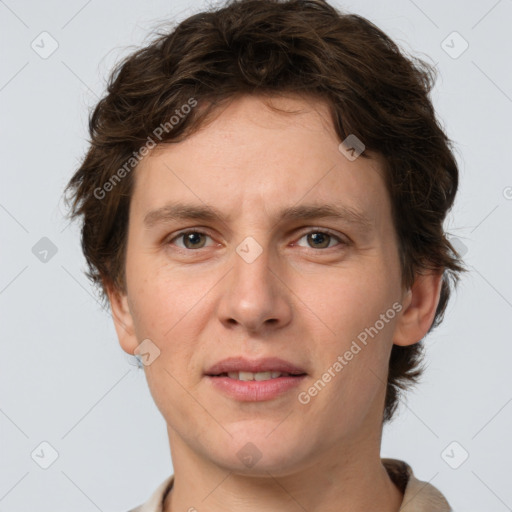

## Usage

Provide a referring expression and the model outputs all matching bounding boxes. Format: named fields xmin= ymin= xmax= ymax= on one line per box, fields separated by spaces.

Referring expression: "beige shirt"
xmin=128 ymin=458 xmax=452 ymax=512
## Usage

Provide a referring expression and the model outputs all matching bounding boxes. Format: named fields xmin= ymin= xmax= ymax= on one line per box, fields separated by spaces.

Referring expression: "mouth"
xmin=204 ymin=357 xmax=307 ymax=401
xmin=210 ymin=371 xmax=306 ymax=381
xmin=205 ymin=356 xmax=307 ymax=378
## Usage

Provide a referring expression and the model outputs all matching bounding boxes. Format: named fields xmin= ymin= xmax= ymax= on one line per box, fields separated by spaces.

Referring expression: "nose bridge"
xmin=234 ymin=238 xmax=273 ymax=297
xmin=217 ymin=236 xmax=292 ymax=331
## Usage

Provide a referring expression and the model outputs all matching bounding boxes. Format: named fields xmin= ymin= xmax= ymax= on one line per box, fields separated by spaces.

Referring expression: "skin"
xmin=108 ymin=94 xmax=442 ymax=512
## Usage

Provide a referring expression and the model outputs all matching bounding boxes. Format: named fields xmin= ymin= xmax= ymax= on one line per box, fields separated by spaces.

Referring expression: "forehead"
xmin=131 ymin=94 xmax=389 ymax=228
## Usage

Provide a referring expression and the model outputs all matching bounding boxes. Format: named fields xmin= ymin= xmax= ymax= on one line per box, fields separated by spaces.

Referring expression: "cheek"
xmin=127 ymin=267 xmax=204 ymax=415
xmin=301 ymin=263 xmax=400 ymax=414
xmin=126 ymin=254 xmax=190 ymax=337
xmin=126 ymin=258 xmax=211 ymax=377
xmin=307 ymin=265 xmax=397 ymax=340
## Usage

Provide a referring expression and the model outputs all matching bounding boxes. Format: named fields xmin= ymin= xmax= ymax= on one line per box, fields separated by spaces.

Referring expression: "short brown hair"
xmin=65 ymin=0 xmax=465 ymax=423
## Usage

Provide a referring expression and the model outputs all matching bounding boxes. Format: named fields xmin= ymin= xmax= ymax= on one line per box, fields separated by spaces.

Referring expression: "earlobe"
xmin=105 ymin=282 xmax=139 ymax=355
xmin=393 ymin=271 xmax=443 ymax=347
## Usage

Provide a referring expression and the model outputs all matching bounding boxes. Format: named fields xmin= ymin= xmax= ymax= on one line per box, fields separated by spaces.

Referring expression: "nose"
xmin=216 ymin=242 xmax=293 ymax=334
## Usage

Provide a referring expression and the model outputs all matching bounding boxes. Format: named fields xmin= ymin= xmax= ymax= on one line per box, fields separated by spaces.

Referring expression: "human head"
xmin=65 ymin=0 xmax=464 ymax=425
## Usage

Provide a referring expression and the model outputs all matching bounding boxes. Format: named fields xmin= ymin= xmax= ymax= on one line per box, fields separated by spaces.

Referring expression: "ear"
xmin=393 ymin=271 xmax=444 ymax=346
xmin=105 ymin=282 xmax=139 ymax=355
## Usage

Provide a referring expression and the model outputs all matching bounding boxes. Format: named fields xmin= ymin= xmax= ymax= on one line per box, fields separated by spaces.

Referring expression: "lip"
xmin=204 ymin=356 xmax=307 ymax=402
xmin=205 ymin=374 xmax=306 ymax=402
xmin=205 ymin=356 xmax=307 ymax=376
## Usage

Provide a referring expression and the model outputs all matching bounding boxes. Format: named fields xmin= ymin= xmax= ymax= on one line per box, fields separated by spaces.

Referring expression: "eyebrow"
xmin=143 ymin=202 xmax=373 ymax=231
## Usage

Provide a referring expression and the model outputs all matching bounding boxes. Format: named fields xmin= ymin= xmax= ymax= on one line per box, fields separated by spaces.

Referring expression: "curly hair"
xmin=65 ymin=0 xmax=465 ymax=423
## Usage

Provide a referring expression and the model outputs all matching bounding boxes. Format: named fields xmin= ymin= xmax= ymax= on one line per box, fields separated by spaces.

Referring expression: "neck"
xmin=163 ymin=426 xmax=403 ymax=512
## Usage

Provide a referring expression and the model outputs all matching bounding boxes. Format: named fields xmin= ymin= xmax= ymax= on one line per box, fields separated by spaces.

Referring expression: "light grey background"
xmin=1 ymin=0 xmax=511 ymax=510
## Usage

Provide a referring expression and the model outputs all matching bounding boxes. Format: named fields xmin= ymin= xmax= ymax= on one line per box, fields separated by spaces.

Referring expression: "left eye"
xmin=296 ymin=231 xmax=343 ymax=249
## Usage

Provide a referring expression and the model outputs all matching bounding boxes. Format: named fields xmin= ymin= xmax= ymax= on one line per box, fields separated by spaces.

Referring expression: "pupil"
xmin=185 ymin=233 xmax=204 ymax=248
xmin=309 ymin=232 xmax=329 ymax=248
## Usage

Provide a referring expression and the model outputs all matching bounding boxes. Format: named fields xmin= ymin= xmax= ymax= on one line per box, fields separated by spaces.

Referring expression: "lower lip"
xmin=205 ymin=375 xmax=306 ymax=401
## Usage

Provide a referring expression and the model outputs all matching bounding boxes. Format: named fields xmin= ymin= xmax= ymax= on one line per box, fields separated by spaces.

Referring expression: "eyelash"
xmin=166 ymin=228 xmax=349 ymax=251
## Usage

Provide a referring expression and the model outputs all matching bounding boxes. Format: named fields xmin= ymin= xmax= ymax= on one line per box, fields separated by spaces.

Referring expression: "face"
xmin=112 ymin=94 xmax=422 ymax=476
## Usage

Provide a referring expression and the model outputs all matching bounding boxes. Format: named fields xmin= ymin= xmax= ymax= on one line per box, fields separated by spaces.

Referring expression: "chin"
xmin=206 ymin=426 xmax=313 ymax=476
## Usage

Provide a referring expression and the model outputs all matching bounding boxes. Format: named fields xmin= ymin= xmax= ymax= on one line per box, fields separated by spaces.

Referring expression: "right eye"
xmin=168 ymin=231 xmax=214 ymax=250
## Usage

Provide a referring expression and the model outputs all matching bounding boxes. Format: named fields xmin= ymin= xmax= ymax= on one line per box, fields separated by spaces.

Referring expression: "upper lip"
xmin=205 ymin=357 xmax=307 ymax=376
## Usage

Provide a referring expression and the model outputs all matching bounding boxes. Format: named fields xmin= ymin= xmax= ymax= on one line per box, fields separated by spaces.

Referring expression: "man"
xmin=66 ymin=0 xmax=464 ymax=510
